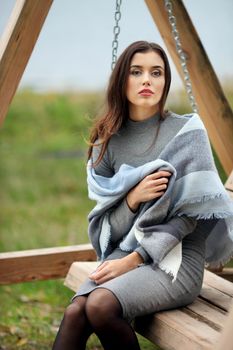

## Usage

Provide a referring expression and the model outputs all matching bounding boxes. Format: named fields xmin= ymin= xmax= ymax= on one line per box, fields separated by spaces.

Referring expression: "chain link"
xmin=111 ymin=0 xmax=122 ymax=71
xmin=164 ymin=0 xmax=198 ymax=113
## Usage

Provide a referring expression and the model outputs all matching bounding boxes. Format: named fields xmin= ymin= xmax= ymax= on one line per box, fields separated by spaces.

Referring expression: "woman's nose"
xmin=142 ymin=73 xmax=151 ymax=86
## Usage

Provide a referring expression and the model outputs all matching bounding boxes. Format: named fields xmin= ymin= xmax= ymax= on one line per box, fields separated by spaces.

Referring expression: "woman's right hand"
xmin=126 ymin=171 xmax=172 ymax=212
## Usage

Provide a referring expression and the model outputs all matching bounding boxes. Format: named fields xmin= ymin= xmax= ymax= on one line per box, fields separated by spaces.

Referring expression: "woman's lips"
xmin=139 ymin=89 xmax=154 ymax=96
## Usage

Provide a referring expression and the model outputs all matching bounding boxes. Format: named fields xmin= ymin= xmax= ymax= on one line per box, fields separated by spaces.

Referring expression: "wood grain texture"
xmin=204 ymin=269 xmax=233 ymax=297
xmin=0 ymin=244 xmax=96 ymax=284
xmin=0 ymin=0 xmax=53 ymax=125
xmin=64 ymin=261 xmax=99 ymax=291
xmin=144 ymin=0 xmax=233 ymax=175
xmin=135 ymin=308 xmax=219 ymax=350
xmin=215 ymin=301 xmax=233 ymax=350
xmin=199 ymin=284 xmax=232 ymax=312
xmin=185 ymin=298 xmax=226 ymax=331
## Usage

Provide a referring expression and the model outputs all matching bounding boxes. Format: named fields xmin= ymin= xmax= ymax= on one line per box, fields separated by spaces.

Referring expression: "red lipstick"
xmin=139 ymin=89 xmax=154 ymax=96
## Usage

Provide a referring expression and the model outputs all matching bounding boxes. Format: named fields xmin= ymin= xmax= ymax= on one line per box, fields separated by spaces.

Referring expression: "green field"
xmin=0 ymin=89 xmax=231 ymax=349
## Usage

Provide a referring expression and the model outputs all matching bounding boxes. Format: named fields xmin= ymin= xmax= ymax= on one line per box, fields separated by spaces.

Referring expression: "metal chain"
xmin=164 ymin=0 xmax=198 ymax=113
xmin=111 ymin=0 xmax=122 ymax=71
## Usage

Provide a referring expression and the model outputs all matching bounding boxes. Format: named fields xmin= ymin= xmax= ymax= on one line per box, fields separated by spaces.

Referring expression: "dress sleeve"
xmin=91 ymin=143 xmax=114 ymax=178
xmin=91 ymin=145 xmax=114 ymax=177
xmin=109 ymin=198 xmax=138 ymax=242
xmin=108 ymin=199 xmax=151 ymax=263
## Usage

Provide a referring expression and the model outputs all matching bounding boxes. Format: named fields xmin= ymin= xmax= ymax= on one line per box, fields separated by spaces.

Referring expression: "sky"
xmin=0 ymin=0 xmax=233 ymax=92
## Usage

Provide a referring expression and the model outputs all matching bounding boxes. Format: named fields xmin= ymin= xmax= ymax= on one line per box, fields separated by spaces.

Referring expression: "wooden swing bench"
xmin=64 ymin=170 xmax=233 ymax=350
xmin=1 ymin=1 xmax=233 ymax=349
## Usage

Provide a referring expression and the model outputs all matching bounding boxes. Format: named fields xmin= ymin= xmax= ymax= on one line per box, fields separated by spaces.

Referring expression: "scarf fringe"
xmin=174 ymin=192 xmax=233 ymax=220
xmin=99 ymin=214 xmax=112 ymax=260
xmin=175 ymin=191 xmax=230 ymax=205
xmin=159 ymin=268 xmax=177 ymax=283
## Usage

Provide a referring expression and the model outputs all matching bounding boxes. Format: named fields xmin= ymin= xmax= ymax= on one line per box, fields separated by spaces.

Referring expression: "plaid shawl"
xmin=87 ymin=114 xmax=233 ymax=281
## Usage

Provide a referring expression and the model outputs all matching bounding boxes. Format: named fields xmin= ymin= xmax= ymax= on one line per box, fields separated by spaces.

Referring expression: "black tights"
xmin=52 ymin=288 xmax=141 ymax=350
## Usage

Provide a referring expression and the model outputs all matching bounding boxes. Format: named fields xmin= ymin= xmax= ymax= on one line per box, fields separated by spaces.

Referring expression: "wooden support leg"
xmin=0 ymin=0 xmax=53 ymax=125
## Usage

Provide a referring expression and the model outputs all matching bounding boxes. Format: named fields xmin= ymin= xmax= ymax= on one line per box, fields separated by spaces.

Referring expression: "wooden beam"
xmin=0 ymin=244 xmax=232 ymax=286
xmin=145 ymin=0 xmax=233 ymax=176
xmin=0 ymin=244 xmax=97 ymax=284
xmin=0 ymin=0 xmax=53 ymax=126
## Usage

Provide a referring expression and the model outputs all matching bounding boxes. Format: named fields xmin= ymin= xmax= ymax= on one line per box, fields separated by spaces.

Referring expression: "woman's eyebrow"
xmin=130 ymin=64 xmax=164 ymax=70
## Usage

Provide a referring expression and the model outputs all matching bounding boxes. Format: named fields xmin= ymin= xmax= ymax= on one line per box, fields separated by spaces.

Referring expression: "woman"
xmin=52 ymin=41 xmax=233 ymax=350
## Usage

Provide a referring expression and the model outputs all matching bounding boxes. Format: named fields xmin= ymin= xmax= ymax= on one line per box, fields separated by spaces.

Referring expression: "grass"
xmin=0 ymin=91 xmax=98 ymax=252
xmin=0 ymin=88 xmax=232 ymax=349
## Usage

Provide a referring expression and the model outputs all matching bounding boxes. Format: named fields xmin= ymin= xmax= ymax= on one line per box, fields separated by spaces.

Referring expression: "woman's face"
xmin=126 ymin=50 xmax=166 ymax=120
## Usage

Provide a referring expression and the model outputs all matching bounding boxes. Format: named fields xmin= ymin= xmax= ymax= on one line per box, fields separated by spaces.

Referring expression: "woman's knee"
xmin=63 ymin=296 xmax=87 ymax=326
xmin=85 ymin=288 xmax=122 ymax=327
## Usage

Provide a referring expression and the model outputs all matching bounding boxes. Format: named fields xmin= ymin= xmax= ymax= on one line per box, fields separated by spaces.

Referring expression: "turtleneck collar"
xmin=125 ymin=112 xmax=161 ymax=132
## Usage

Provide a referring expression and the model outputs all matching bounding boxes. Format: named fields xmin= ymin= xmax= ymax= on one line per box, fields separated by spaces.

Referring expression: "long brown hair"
xmin=88 ymin=41 xmax=171 ymax=165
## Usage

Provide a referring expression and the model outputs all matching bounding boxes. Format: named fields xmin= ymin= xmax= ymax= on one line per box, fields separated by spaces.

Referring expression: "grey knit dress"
xmin=73 ymin=112 xmax=216 ymax=322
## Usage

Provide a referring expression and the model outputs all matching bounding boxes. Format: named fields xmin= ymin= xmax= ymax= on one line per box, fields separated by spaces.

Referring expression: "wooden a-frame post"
xmin=145 ymin=0 xmax=233 ymax=176
xmin=0 ymin=0 xmax=53 ymax=126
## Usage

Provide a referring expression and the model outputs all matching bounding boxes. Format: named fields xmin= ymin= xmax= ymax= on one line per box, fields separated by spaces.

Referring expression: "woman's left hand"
xmin=89 ymin=252 xmax=143 ymax=285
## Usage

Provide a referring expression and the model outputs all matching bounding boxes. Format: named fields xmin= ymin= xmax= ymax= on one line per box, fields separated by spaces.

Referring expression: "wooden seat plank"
xmin=203 ymin=269 xmax=233 ymax=296
xmin=64 ymin=261 xmax=98 ymax=292
xmin=199 ymin=284 xmax=232 ymax=312
xmin=135 ymin=308 xmax=219 ymax=350
xmin=185 ymin=298 xmax=226 ymax=331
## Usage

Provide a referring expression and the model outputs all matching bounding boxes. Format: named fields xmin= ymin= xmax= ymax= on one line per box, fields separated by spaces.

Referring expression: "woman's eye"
xmin=130 ymin=70 xmax=141 ymax=76
xmin=152 ymin=71 xmax=161 ymax=77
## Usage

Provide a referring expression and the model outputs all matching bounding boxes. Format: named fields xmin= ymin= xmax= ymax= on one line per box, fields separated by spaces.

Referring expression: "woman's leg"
xmin=52 ymin=295 xmax=93 ymax=350
xmin=85 ymin=288 xmax=141 ymax=350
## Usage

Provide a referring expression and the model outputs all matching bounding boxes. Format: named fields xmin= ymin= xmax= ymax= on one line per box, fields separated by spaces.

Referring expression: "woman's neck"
xmin=129 ymin=105 xmax=159 ymax=121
